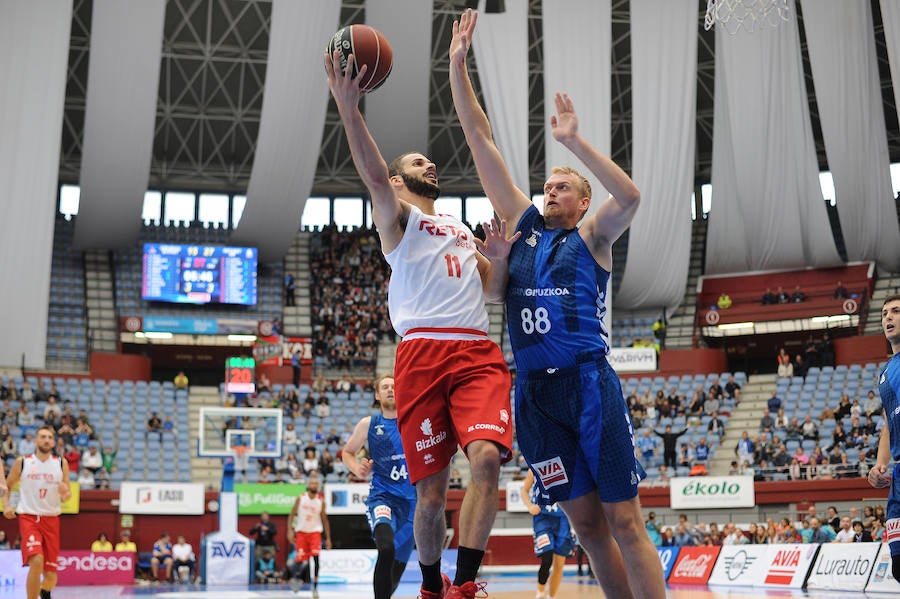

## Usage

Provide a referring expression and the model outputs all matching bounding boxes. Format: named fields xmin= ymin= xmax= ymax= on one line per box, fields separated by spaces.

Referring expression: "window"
xmin=434 ymin=196 xmax=462 ymax=220
xmin=142 ymin=191 xmax=162 ymax=224
xmin=464 ymin=196 xmax=494 ymax=228
xmin=198 ymin=193 xmax=229 ymax=228
xmin=59 ymin=185 xmax=80 ymax=219
xmin=301 ymin=197 xmax=330 ymax=230
xmin=232 ymin=195 xmax=246 ymax=227
xmin=164 ymin=191 xmax=196 ymax=226
xmin=333 ymin=197 xmax=364 ymax=230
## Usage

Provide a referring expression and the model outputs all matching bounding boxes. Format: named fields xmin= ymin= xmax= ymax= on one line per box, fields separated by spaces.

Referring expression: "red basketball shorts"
xmin=19 ymin=514 xmax=60 ymax=572
xmin=394 ymin=337 xmax=513 ymax=483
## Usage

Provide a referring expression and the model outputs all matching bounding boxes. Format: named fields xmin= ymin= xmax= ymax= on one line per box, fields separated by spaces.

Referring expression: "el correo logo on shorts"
xmin=532 ymin=457 xmax=568 ymax=489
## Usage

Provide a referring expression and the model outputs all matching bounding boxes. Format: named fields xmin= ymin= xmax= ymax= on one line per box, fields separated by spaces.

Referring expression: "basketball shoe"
xmin=445 ymin=580 xmax=488 ymax=598
xmin=419 ymin=573 xmax=452 ymax=599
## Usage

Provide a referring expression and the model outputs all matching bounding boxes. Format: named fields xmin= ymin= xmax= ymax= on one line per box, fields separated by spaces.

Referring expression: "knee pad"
xmin=538 ymin=551 xmax=553 ymax=585
xmin=892 ymin=554 xmax=900 ymax=584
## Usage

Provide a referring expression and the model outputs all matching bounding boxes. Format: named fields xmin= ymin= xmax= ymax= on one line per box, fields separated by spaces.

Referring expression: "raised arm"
xmin=474 ymin=218 xmax=521 ymax=303
xmin=324 ymin=51 xmax=406 ymax=252
xmin=448 ymin=9 xmax=531 ymax=225
xmin=341 ymin=417 xmax=373 ymax=480
xmin=550 ymin=92 xmax=640 ymax=268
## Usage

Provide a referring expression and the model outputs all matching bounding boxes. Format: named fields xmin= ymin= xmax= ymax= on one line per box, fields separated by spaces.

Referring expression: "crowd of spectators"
xmin=308 ymin=225 xmax=391 ymax=373
xmin=644 ymin=504 xmax=889 ymax=547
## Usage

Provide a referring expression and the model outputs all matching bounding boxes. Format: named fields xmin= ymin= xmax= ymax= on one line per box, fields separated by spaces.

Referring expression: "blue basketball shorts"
xmin=515 ymin=357 xmax=645 ymax=504
xmin=533 ymin=512 xmax=575 ymax=557
xmin=366 ymin=490 xmax=416 ymax=563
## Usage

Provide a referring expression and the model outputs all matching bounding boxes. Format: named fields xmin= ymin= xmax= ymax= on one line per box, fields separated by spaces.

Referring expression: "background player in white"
xmin=868 ymin=293 xmax=900 ymax=582
xmin=326 ymin=43 xmax=519 ymax=599
xmin=343 ymin=373 xmax=416 ymax=598
xmin=288 ymin=476 xmax=331 ymax=596
xmin=449 ymin=9 xmax=665 ymax=599
xmin=3 ymin=425 xmax=70 ymax=599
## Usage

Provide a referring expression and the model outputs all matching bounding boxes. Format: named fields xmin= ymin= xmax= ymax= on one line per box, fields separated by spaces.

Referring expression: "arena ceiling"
xmin=57 ymin=0 xmax=900 ymax=197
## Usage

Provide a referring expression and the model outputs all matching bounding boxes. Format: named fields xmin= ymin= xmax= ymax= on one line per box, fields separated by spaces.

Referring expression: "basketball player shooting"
xmin=325 ymin=40 xmax=520 ymax=598
xmin=4 ymin=425 xmax=71 ymax=599
xmin=449 ymin=8 xmax=666 ymax=599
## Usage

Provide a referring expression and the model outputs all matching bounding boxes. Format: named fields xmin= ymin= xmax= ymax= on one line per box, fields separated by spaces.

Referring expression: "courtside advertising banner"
xmin=203 ymin=530 xmax=252 ymax=585
xmin=235 ymin=483 xmax=304 ymax=514
xmin=607 ymin=347 xmax=657 ymax=373
xmin=57 ymin=551 xmax=135 ymax=585
xmin=0 ymin=550 xmax=28 ymax=589
xmin=758 ymin=543 xmax=819 ymax=588
xmin=708 ymin=545 xmax=769 ymax=587
xmin=667 ymin=546 xmax=720 ymax=584
xmin=805 ymin=542 xmax=879 ymax=591
xmin=865 ymin=543 xmax=900 ymax=594
xmin=505 ymin=480 xmax=527 ymax=512
xmin=656 ymin=546 xmax=680 ymax=580
xmin=118 ymin=482 xmax=205 ymax=514
xmin=669 ymin=476 xmax=755 ymax=509
xmin=318 ymin=549 xmax=378 ymax=584
xmin=325 ymin=482 xmax=369 ymax=515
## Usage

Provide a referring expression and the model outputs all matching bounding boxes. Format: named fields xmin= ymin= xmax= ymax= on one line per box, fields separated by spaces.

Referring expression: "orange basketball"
xmin=326 ymin=24 xmax=393 ymax=93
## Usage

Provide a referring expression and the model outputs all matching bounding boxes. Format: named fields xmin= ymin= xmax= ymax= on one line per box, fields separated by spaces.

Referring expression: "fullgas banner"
xmin=866 ymin=542 xmax=900 ymax=594
xmin=806 ymin=542 xmax=880 ymax=591
xmin=57 ymin=551 xmax=135 ymax=586
xmin=758 ymin=543 xmax=820 ymax=588
xmin=669 ymin=476 xmax=755 ymax=509
xmin=119 ymin=482 xmax=205 ymax=514
xmin=235 ymin=483 xmax=305 ymax=515
xmin=667 ymin=546 xmax=720 ymax=584
xmin=325 ymin=483 xmax=369 ymax=515
xmin=708 ymin=545 xmax=771 ymax=587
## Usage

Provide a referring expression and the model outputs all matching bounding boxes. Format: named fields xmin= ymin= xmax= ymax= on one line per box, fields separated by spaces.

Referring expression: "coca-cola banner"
xmin=667 ymin=546 xmax=720 ymax=584
xmin=57 ymin=551 xmax=135 ymax=585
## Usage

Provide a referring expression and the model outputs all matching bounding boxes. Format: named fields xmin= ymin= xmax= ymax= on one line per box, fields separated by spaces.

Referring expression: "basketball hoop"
xmin=704 ymin=0 xmax=791 ymax=34
xmin=232 ymin=445 xmax=250 ymax=471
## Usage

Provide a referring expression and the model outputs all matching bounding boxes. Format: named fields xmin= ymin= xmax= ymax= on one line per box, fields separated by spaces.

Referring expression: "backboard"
xmin=198 ymin=406 xmax=283 ymax=458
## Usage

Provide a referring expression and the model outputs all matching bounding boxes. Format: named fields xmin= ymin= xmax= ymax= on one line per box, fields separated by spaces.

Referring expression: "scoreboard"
xmin=225 ymin=356 xmax=256 ymax=394
xmin=142 ymin=243 xmax=258 ymax=305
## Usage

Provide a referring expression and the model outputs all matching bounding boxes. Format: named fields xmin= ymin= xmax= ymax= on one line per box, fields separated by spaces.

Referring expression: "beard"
xmin=401 ymin=172 xmax=440 ymax=200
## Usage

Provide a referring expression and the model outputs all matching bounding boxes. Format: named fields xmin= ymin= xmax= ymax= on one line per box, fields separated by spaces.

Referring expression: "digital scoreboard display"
xmin=142 ymin=243 xmax=258 ymax=305
xmin=225 ymin=356 xmax=256 ymax=394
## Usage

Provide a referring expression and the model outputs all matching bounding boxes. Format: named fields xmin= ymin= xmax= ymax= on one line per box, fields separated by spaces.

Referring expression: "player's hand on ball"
xmin=867 ymin=463 xmax=891 ymax=488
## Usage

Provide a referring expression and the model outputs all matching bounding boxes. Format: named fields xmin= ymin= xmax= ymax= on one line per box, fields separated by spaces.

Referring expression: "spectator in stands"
xmin=82 ymin=445 xmax=102 ymax=474
xmin=832 ymin=517 xmax=854 ymax=542
xmin=16 ymin=404 xmax=36 ymax=435
xmin=807 ymin=518 xmax=833 ymax=543
xmin=793 ymin=354 xmax=807 ymax=378
xmin=285 ymin=272 xmax=296 ymax=306
xmin=0 ymin=434 xmax=14 ymax=468
xmin=43 ymin=397 xmax=62 ymax=427
xmin=173 ymin=371 xmax=189 ymax=390
xmin=791 ymin=285 xmax=807 ymax=303
xmin=318 ymin=448 xmax=335 ymax=477
xmin=19 ymin=380 xmax=34 ymax=404
xmin=754 ymin=433 xmax=772 ymax=464
xmin=325 ymin=427 xmax=342 ymax=445
xmin=146 ymin=412 xmax=163 ymax=441
xmin=761 ymin=288 xmax=778 ymax=305
xmin=90 ymin=532 xmax=113 ymax=552
xmin=735 ymin=431 xmax=755 ymax=465
xmin=636 ymin=429 xmax=659 ymax=465
xmin=162 ymin=417 xmax=175 ymax=434
xmin=654 ymin=425 xmax=689 ymax=469
xmin=284 ymin=423 xmax=299 ymax=454
xmin=829 ymin=423 xmax=847 ymax=451
xmin=77 ymin=467 xmax=95 ymax=488
xmin=73 ymin=418 xmax=93 ymax=449
xmin=291 ymin=350 xmax=302 ymax=388
xmin=172 ymin=534 xmax=196 ymax=583
xmin=776 ymin=349 xmax=792 ymax=378
xmin=313 ymin=426 xmax=325 ymax=444
xmin=693 ymin=437 xmax=711 ymax=463
xmin=785 ymin=417 xmax=803 ymax=441
xmin=707 ymin=412 xmax=725 ymax=438
xmin=18 ymin=432 xmax=35 ymax=456
xmin=716 ymin=292 xmax=732 ymax=309
xmin=767 ymin=391 xmax=783 ymax=414
xmin=449 ymin=469 xmax=464 ymax=489
xmin=678 ymin=443 xmax=694 ymax=470
xmin=116 ymin=531 xmax=137 ymax=552
xmin=818 ymin=332 xmax=835 ymax=367
xmin=315 ymin=397 xmax=331 ymax=418
xmin=704 ymin=392 xmax=721 ymax=417
xmin=833 ymin=280 xmax=849 ymax=299
xmin=302 ymin=447 xmax=319 ymax=476
xmin=852 ymin=520 xmax=873 ymax=542
xmin=776 ymin=286 xmax=790 ymax=304
xmin=674 ymin=524 xmax=694 ymax=546
xmin=759 ymin=410 xmax=775 ymax=434
xmin=652 ymin=318 xmax=667 ymax=349
xmin=256 ymin=548 xmax=281 ymax=584
xmin=771 ymin=444 xmax=790 ymax=476
xmin=645 ymin=512 xmax=662 ymax=546
xmin=871 ymin=518 xmax=886 ymax=541
xmin=801 ymin=416 xmax=819 ymax=441
xmin=860 ymin=390 xmax=880 ymax=418
xmin=774 ymin=408 xmax=789 ymax=432
xmin=834 ymin=394 xmax=852 ymax=422
xmin=687 ymin=388 xmax=706 ymax=415
xmin=803 ymin=336 xmax=820 ymax=368
xmin=724 ymin=375 xmax=742 ymax=403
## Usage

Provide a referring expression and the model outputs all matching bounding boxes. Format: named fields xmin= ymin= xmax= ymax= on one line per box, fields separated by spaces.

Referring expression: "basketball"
xmin=326 ymin=24 xmax=393 ymax=93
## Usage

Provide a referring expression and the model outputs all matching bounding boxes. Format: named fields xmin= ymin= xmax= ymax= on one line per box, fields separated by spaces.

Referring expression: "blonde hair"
xmin=550 ymin=166 xmax=592 ymax=200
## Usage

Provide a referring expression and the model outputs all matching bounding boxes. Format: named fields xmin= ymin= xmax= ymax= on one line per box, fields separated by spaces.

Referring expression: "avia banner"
xmin=669 ymin=475 xmax=755 ymax=509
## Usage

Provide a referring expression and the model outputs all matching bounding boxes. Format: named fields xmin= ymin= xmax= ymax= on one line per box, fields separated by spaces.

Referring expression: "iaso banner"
xmin=667 ymin=546 xmax=720 ymax=584
xmin=57 ymin=551 xmax=135 ymax=585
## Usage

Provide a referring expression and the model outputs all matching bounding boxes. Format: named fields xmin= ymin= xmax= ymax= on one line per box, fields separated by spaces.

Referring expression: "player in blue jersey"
xmin=522 ymin=469 xmax=575 ymax=599
xmin=342 ymin=374 xmax=417 ymax=599
xmin=868 ymin=294 xmax=900 ymax=582
xmin=449 ymin=9 xmax=665 ymax=599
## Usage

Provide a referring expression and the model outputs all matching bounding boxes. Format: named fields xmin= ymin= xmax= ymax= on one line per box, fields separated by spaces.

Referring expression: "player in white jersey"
xmin=288 ymin=477 xmax=330 ymax=595
xmin=3 ymin=425 xmax=70 ymax=599
xmin=326 ymin=45 xmax=519 ymax=599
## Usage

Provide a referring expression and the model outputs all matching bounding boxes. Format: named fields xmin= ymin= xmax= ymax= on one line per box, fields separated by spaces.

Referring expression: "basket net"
xmin=704 ymin=0 xmax=791 ymax=34
xmin=232 ymin=445 xmax=250 ymax=470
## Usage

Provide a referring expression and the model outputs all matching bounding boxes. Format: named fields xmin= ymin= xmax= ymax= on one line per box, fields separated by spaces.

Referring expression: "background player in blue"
xmin=521 ymin=469 xmax=575 ymax=599
xmin=449 ymin=8 xmax=665 ymax=599
xmin=342 ymin=374 xmax=417 ymax=599
xmin=868 ymin=294 xmax=900 ymax=582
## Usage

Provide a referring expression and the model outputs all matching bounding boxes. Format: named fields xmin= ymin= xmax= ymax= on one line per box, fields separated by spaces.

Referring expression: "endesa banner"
xmin=57 ymin=551 xmax=135 ymax=586
xmin=866 ymin=543 xmax=900 ymax=594
xmin=325 ymin=483 xmax=370 ymax=515
xmin=119 ymin=482 xmax=205 ymax=515
xmin=806 ymin=542 xmax=880 ymax=591
xmin=667 ymin=546 xmax=720 ymax=584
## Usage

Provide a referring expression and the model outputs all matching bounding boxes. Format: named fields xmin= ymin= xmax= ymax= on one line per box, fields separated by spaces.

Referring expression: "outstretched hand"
xmin=867 ymin=463 xmax=892 ymax=489
xmin=324 ymin=50 xmax=367 ymax=108
xmin=550 ymin=92 xmax=579 ymax=145
xmin=450 ymin=8 xmax=478 ymax=66
xmin=474 ymin=218 xmax=521 ymax=261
